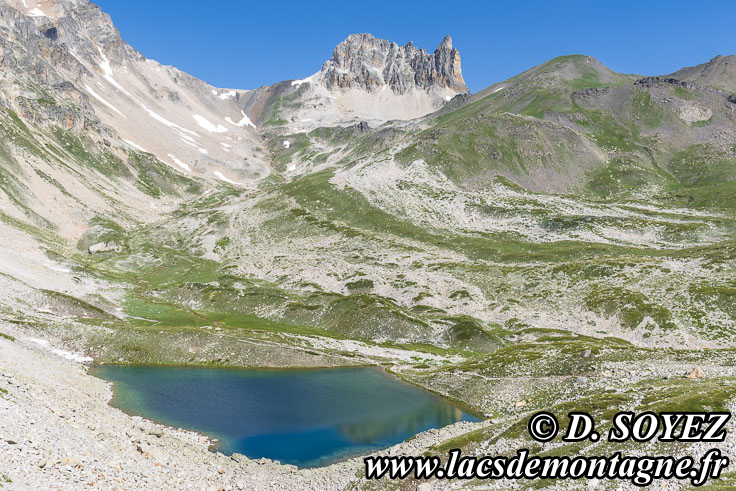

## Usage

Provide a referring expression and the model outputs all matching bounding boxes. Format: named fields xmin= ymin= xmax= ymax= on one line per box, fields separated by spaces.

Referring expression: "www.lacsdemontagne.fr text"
xmin=364 ymin=448 xmax=729 ymax=486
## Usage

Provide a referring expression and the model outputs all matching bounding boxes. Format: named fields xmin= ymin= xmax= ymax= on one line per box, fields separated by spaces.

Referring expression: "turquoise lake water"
xmin=93 ymin=365 xmax=479 ymax=468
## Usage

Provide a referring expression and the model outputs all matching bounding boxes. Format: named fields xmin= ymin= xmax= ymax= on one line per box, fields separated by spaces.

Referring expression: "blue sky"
xmin=94 ymin=0 xmax=735 ymax=93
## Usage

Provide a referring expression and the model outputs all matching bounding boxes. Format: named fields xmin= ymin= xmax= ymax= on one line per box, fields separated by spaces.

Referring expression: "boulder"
xmin=88 ymin=241 xmax=123 ymax=254
xmin=88 ymin=242 xmax=107 ymax=254
xmin=685 ymin=367 xmax=705 ymax=379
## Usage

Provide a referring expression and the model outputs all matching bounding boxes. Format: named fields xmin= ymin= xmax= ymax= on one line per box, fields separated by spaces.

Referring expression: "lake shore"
xmin=0 ymin=325 xmax=489 ymax=490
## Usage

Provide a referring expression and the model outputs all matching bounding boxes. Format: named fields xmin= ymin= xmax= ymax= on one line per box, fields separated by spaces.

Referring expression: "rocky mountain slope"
xmin=322 ymin=33 xmax=466 ymax=93
xmin=1 ymin=0 xmax=736 ymax=489
xmin=5 ymin=0 xmax=266 ymax=184
xmin=670 ymin=54 xmax=736 ymax=93
xmin=238 ymin=33 xmax=469 ymax=130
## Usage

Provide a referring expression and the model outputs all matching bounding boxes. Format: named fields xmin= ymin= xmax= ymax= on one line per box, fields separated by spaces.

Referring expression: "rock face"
xmin=321 ymin=34 xmax=468 ymax=94
xmin=239 ymin=33 xmax=470 ymax=128
xmin=88 ymin=241 xmax=122 ymax=254
xmin=669 ymin=55 xmax=736 ymax=93
xmin=0 ymin=0 xmax=268 ymax=197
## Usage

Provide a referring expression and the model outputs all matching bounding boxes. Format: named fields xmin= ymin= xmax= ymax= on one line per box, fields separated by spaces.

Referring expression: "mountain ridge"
xmin=237 ymin=32 xmax=470 ymax=129
xmin=669 ymin=54 xmax=736 ymax=93
xmin=321 ymin=33 xmax=467 ymax=94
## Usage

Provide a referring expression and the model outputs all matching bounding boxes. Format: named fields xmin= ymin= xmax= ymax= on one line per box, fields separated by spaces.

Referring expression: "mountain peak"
xmin=321 ymin=33 xmax=467 ymax=95
xmin=437 ymin=35 xmax=453 ymax=51
xmin=669 ymin=54 xmax=736 ymax=93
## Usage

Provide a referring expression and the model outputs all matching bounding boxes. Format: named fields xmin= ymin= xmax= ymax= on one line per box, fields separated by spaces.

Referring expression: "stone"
xmin=685 ymin=367 xmax=705 ymax=379
xmin=321 ymin=34 xmax=468 ymax=95
xmin=88 ymin=242 xmax=108 ymax=254
xmin=88 ymin=241 xmax=122 ymax=255
xmin=61 ymin=456 xmax=82 ymax=466
xmin=514 ymin=400 xmax=527 ymax=408
xmin=580 ymin=349 xmax=592 ymax=358
xmin=230 ymin=453 xmax=247 ymax=464
xmin=417 ymin=483 xmax=434 ymax=491
xmin=106 ymin=241 xmax=122 ymax=253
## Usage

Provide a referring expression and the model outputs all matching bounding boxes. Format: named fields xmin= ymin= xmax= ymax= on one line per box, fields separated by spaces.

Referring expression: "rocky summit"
xmin=321 ymin=33 xmax=468 ymax=94
xmin=1 ymin=0 xmax=736 ymax=489
xmin=238 ymin=33 xmax=470 ymax=128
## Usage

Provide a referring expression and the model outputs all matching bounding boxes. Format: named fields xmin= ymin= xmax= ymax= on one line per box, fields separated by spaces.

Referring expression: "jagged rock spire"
xmin=321 ymin=33 xmax=468 ymax=94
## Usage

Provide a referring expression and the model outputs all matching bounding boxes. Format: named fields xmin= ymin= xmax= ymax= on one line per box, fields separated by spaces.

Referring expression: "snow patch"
xmin=291 ymin=72 xmax=318 ymax=87
xmin=97 ymin=47 xmax=133 ymax=98
xmin=225 ymin=111 xmax=256 ymax=129
xmin=47 ymin=264 xmax=72 ymax=274
xmin=444 ymin=95 xmax=452 ymax=101
xmin=214 ymin=171 xmax=242 ymax=186
xmin=218 ymin=90 xmax=236 ymax=100
xmin=84 ymin=85 xmax=125 ymax=117
xmin=68 ymin=50 xmax=85 ymax=65
xmin=198 ymin=148 xmax=208 ymax=155
xmin=282 ymin=140 xmax=291 ymax=149
xmin=193 ymin=114 xmax=228 ymax=133
xmin=28 ymin=338 xmax=93 ymax=364
xmin=28 ymin=7 xmax=46 ymax=17
xmin=287 ymin=164 xmax=296 ymax=172
xmin=173 ymin=129 xmax=197 ymax=143
xmin=167 ymin=154 xmax=191 ymax=172
xmin=122 ymin=139 xmax=147 ymax=152
xmin=141 ymin=104 xmax=199 ymax=137
xmin=492 ymin=85 xmax=505 ymax=93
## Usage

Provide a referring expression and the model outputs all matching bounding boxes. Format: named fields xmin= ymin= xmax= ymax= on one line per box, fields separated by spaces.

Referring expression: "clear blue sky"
xmin=94 ymin=0 xmax=735 ymax=93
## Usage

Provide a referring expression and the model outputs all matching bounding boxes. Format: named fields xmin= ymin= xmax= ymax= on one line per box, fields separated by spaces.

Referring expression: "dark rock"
xmin=573 ymin=87 xmax=609 ymax=99
xmin=634 ymin=77 xmax=691 ymax=87
xmin=352 ymin=121 xmax=370 ymax=134
xmin=42 ymin=27 xmax=58 ymax=41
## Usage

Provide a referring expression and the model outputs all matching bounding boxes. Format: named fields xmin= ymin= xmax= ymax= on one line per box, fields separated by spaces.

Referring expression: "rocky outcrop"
xmin=634 ymin=76 xmax=692 ymax=88
xmin=321 ymin=33 xmax=468 ymax=94
xmin=88 ymin=241 xmax=122 ymax=254
xmin=669 ymin=54 xmax=736 ymax=93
